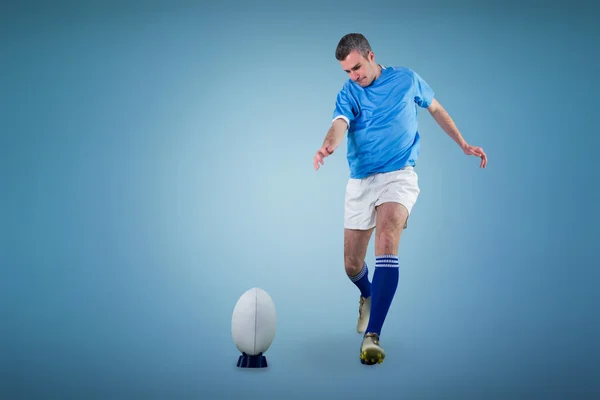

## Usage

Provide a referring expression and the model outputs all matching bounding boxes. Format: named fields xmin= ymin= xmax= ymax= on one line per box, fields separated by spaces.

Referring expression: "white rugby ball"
xmin=231 ymin=287 xmax=277 ymax=356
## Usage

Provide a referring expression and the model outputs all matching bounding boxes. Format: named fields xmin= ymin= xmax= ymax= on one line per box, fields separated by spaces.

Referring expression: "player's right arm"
xmin=313 ymin=117 xmax=348 ymax=171
xmin=314 ymin=84 xmax=355 ymax=171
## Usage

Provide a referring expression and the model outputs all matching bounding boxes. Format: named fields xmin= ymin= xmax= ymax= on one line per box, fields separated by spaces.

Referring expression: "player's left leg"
xmin=359 ymin=203 xmax=407 ymax=365
xmin=359 ymin=167 xmax=420 ymax=365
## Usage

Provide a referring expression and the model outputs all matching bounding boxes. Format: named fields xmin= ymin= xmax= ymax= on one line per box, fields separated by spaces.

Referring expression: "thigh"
xmin=344 ymin=227 xmax=374 ymax=265
xmin=376 ymin=167 xmax=420 ymax=229
xmin=376 ymin=202 xmax=409 ymax=232
xmin=374 ymin=202 xmax=409 ymax=255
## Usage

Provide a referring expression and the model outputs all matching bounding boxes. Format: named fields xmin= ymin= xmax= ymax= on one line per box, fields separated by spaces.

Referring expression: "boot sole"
xmin=360 ymin=346 xmax=385 ymax=365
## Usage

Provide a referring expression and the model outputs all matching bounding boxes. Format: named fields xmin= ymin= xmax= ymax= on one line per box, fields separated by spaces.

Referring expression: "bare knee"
xmin=343 ymin=228 xmax=373 ymax=277
xmin=375 ymin=229 xmax=400 ymax=255
xmin=344 ymin=254 xmax=364 ymax=277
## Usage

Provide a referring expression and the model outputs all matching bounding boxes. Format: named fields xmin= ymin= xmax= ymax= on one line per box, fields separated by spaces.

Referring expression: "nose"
xmin=350 ymin=72 xmax=360 ymax=81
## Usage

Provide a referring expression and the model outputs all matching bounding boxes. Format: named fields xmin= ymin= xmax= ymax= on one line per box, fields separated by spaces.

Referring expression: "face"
xmin=340 ymin=49 xmax=380 ymax=87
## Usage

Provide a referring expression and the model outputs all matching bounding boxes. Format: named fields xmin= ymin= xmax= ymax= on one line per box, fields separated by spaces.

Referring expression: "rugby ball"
xmin=231 ymin=287 xmax=277 ymax=355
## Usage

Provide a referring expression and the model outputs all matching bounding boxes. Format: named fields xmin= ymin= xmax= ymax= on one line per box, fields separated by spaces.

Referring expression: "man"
xmin=313 ymin=33 xmax=487 ymax=366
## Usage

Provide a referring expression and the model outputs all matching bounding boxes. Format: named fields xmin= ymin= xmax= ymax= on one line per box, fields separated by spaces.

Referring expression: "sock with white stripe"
xmin=348 ymin=261 xmax=371 ymax=298
xmin=365 ymin=254 xmax=399 ymax=336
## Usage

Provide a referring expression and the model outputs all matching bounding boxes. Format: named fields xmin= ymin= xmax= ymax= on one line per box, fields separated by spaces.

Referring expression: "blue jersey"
xmin=332 ymin=66 xmax=434 ymax=179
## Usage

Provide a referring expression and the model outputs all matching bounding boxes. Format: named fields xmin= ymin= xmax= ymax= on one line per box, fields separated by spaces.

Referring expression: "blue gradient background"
xmin=2 ymin=1 xmax=599 ymax=399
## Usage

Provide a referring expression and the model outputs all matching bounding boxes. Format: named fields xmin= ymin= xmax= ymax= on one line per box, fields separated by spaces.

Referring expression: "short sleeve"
xmin=411 ymin=70 xmax=435 ymax=108
xmin=332 ymin=84 xmax=357 ymax=126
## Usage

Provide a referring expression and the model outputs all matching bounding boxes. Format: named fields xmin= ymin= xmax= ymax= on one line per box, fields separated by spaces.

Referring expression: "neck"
xmin=373 ymin=64 xmax=383 ymax=81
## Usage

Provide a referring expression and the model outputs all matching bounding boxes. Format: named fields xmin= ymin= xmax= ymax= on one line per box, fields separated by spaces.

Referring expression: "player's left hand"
xmin=462 ymin=143 xmax=487 ymax=168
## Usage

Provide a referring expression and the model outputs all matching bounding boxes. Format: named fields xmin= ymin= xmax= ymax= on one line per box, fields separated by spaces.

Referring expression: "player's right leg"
xmin=343 ymin=177 xmax=377 ymax=333
xmin=344 ymin=227 xmax=374 ymax=333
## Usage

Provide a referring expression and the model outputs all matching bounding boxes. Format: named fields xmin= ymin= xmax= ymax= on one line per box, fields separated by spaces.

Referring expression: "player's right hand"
xmin=313 ymin=141 xmax=336 ymax=171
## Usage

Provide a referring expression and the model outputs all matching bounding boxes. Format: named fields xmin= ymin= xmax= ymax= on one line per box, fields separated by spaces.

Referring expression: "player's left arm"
xmin=426 ymin=98 xmax=487 ymax=168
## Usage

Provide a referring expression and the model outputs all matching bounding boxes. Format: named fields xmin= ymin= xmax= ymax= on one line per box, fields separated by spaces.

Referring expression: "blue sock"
xmin=365 ymin=254 xmax=399 ymax=337
xmin=348 ymin=261 xmax=371 ymax=298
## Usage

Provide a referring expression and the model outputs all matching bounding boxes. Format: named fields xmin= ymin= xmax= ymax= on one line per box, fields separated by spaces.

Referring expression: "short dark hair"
xmin=335 ymin=33 xmax=372 ymax=61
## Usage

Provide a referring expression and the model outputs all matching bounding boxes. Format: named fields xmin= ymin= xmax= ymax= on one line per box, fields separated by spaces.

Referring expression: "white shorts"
xmin=344 ymin=166 xmax=420 ymax=230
